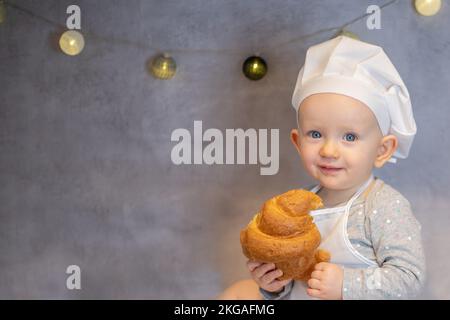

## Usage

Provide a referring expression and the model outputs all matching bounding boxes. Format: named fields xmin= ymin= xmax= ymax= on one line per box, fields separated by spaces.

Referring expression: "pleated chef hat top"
xmin=291 ymin=35 xmax=417 ymax=164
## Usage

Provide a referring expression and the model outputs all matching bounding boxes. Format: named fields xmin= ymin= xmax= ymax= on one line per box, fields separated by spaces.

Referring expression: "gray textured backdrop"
xmin=0 ymin=0 xmax=449 ymax=299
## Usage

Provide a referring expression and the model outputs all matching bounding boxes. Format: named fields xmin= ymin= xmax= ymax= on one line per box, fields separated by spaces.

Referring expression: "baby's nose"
xmin=319 ymin=140 xmax=339 ymax=158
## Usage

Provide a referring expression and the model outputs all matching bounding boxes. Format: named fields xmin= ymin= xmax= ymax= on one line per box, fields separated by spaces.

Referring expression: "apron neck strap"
xmin=349 ymin=174 xmax=374 ymax=204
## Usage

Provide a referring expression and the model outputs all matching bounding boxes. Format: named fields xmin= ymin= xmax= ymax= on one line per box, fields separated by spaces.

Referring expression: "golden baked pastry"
xmin=240 ymin=189 xmax=330 ymax=281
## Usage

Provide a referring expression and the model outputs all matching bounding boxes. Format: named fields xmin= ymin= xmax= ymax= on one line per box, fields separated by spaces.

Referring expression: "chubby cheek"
xmin=299 ymin=146 xmax=320 ymax=176
xmin=343 ymin=149 xmax=370 ymax=173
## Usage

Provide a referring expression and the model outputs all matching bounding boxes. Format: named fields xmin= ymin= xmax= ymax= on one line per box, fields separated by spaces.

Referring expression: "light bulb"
xmin=415 ymin=0 xmax=442 ymax=16
xmin=150 ymin=54 xmax=177 ymax=80
xmin=59 ymin=30 xmax=85 ymax=56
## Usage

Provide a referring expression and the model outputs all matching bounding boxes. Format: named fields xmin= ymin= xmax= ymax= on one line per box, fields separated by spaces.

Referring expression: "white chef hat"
xmin=291 ymin=35 xmax=417 ymax=164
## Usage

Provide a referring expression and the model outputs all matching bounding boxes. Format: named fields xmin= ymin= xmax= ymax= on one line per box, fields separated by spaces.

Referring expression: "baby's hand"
xmin=246 ymin=260 xmax=292 ymax=293
xmin=307 ymin=262 xmax=344 ymax=300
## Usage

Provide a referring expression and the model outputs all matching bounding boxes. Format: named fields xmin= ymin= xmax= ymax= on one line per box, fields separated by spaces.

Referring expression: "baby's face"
xmin=293 ymin=93 xmax=384 ymax=190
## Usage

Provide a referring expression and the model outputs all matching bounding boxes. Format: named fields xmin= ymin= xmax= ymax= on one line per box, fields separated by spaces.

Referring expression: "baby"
xmin=248 ymin=36 xmax=426 ymax=300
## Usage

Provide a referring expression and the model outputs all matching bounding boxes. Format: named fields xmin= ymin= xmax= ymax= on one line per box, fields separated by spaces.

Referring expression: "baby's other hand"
xmin=246 ymin=260 xmax=292 ymax=293
xmin=307 ymin=262 xmax=344 ymax=300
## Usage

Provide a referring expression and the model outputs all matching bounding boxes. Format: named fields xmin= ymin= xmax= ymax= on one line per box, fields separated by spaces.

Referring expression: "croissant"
xmin=240 ymin=189 xmax=331 ymax=281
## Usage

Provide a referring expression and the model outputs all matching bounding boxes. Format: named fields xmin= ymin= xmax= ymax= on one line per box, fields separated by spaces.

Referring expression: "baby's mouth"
xmin=318 ymin=165 xmax=343 ymax=174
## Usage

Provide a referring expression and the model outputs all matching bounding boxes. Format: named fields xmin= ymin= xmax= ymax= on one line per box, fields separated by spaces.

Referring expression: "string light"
xmin=3 ymin=0 xmax=442 ymax=81
xmin=59 ymin=30 xmax=85 ymax=56
xmin=415 ymin=0 xmax=441 ymax=16
xmin=5 ymin=1 xmax=401 ymax=56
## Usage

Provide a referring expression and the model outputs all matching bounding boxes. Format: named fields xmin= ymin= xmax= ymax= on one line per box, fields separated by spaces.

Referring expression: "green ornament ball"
xmin=243 ymin=56 xmax=267 ymax=81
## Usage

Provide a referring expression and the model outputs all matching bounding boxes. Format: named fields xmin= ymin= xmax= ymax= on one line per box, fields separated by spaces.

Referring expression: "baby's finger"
xmin=275 ymin=278 xmax=292 ymax=288
xmin=307 ymin=278 xmax=322 ymax=290
xmin=254 ymin=263 xmax=276 ymax=279
xmin=265 ymin=278 xmax=292 ymax=292
xmin=261 ymin=268 xmax=283 ymax=285
xmin=314 ymin=262 xmax=328 ymax=271
xmin=310 ymin=270 xmax=323 ymax=280
xmin=246 ymin=260 xmax=262 ymax=272
xmin=306 ymin=287 xmax=322 ymax=298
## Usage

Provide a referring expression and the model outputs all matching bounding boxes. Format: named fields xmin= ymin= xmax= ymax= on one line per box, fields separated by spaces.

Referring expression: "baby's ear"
xmin=290 ymin=129 xmax=302 ymax=154
xmin=374 ymin=135 xmax=398 ymax=168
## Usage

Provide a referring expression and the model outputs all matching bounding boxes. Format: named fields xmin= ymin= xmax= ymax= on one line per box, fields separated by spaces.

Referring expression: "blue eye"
xmin=344 ymin=133 xmax=357 ymax=142
xmin=308 ymin=131 xmax=321 ymax=139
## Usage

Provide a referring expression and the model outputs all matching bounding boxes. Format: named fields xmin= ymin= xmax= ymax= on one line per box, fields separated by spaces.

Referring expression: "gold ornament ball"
xmin=415 ymin=0 xmax=441 ymax=16
xmin=150 ymin=54 xmax=177 ymax=80
xmin=0 ymin=1 xmax=6 ymax=24
xmin=243 ymin=56 xmax=267 ymax=81
xmin=59 ymin=30 xmax=85 ymax=56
